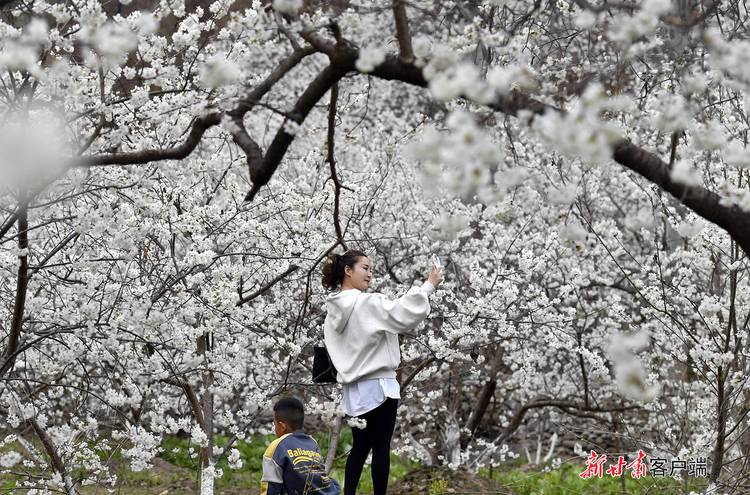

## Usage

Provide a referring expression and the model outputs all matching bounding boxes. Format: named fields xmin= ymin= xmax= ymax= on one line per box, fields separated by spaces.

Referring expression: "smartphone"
xmin=431 ymin=254 xmax=442 ymax=269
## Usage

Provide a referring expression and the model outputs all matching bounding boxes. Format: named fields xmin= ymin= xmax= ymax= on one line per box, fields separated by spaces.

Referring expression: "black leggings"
xmin=344 ymin=398 xmax=398 ymax=495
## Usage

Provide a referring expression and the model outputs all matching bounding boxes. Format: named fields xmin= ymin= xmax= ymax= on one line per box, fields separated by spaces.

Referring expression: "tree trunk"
xmin=710 ymin=379 xmax=732 ymax=483
xmin=30 ymin=419 xmax=77 ymax=495
xmin=1 ymin=197 xmax=28 ymax=379
xmin=440 ymin=412 xmax=461 ymax=468
xmin=198 ymin=333 xmax=214 ymax=495
xmin=462 ymin=379 xmax=497 ymax=448
xmin=325 ymin=416 xmax=342 ymax=474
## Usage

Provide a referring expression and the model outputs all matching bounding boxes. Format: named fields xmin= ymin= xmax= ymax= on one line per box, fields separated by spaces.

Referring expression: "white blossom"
xmin=691 ymin=121 xmax=725 ymax=151
xmin=669 ymin=160 xmax=702 ymax=187
xmin=575 ymin=10 xmax=598 ymax=30
xmin=84 ymin=22 xmax=138 ymax=61
xmin=273 ymin=0 xmax=303 ymax=15
xmin=130 ymin=87 xmax=150 ymax=108
xmin=0 ymin=452 xmax=21 ymax=468
xmin=677 ymin=219 xmax=705 ymax=238
xmin=487 ymin=65 xmax=536 ymax=94
xmin=198 ymin=55 xmax=240 ymax=88
xmin=356 ymin=46 xmax=387 ymax=73
xmin=227 ymin=448 xmax=243 ymax=469
xmin=723 ymin=141 xmax=750 ymax=168
xmin=412 ymin=36 xmax=431 ymax=60
xmin=559 ymin=223 xmax=587 ymax=243
xmin=609 ymin=332 xmax=661 ymax=402
xmin=191 ymin=427 xmax=209 ymax=448
xmin=547 ymin=184 xmax=577 ymax=205
xmin=283 ymin=120 xmax=301 ymax=135
xmin=347 ymin=417 xmax=367 ymax=429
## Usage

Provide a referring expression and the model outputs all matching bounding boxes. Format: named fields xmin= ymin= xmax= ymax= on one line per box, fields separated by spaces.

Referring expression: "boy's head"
xmin=273 ymin=397 xmax=304 ymax=437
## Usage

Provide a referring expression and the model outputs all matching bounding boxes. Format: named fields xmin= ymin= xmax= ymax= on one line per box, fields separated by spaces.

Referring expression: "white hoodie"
xmin=324 ymin=284 xmax=432 ymax=385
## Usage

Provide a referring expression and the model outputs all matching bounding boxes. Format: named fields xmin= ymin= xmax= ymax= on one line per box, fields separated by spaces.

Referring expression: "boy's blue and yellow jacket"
xmin=261 ymin=431 xmax=341 ymax=495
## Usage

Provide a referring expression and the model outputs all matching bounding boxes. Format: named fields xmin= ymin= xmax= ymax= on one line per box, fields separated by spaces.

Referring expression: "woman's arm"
xmin=376 ymin=264 xmax=444 ymax=332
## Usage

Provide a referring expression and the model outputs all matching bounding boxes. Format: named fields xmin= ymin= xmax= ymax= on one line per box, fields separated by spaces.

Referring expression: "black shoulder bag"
xmin=312 ymin=340 xmax=338 ymax=383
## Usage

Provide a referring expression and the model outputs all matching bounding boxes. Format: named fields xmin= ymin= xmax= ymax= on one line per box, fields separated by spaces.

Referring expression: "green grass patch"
xmin=481 ymin=462 xmax=710 ymax=495
xmin=0 ymin=430 xmax=714 ymax=495
xmin=157 ymin=428 xmax=419 ymax=494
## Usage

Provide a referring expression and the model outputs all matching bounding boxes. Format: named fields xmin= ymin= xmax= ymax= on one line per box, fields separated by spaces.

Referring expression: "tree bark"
xmin=30 ymin=419 xmax=77 ymax=495
xmin=1 ymin=197 xmax=28 ymax=379
xmin=392 ymin=1 xmax=414 ymax=63
xmin=462 ymin=379 xmax=497 ymax=448
xmin=197 ymin=333 xmax=214 ymax=495
xmin=324 ymin=416 xmax=343 ymax=475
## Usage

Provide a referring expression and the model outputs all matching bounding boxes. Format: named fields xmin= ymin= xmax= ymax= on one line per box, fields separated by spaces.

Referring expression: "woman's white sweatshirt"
xmin=324 ymin=285 xmax=431 ymax=385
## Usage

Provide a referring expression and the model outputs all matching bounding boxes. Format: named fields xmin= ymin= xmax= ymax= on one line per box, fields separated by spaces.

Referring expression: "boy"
xmin=261 ymin=397 xmax=341 ymax=495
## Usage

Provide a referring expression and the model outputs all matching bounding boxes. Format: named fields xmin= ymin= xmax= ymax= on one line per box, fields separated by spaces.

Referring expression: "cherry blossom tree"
xmin=2 ymin=0 xmax=750 ymax=493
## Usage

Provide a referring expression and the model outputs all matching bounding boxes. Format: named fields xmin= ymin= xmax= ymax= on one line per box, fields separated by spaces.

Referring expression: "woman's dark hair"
xmin=321 ymin=250 xmax=367 ymax=291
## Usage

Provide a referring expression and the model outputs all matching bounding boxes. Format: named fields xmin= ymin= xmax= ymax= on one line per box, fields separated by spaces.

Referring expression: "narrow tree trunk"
xmin=30 ymin=419 xmax=77 ymax=495
xmin=325 ymin=416 xmax=342 ymax=474
xmin=440 ymin=412 xmax=461 ymax=468
xmin=463 ymin=379 xmax=496 ymax=445
xmin=710 ymin=376 xmax=731 ymax=483
xmin=1 ymin=198 xmax=28 ymax=379
xmin=711 ymin=258 xmax=739 ymax=484
xmin=198 ymin=333 xmax=214 ymax=495
xmin=461 ymin=378 xmax=496 ymax=449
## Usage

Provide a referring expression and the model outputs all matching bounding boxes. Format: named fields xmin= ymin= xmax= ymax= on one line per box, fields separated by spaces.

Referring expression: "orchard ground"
xmin=87 ymin=457 xmax=515 ymax=495
xmin=84 ymin=454 xmax=708 ymax=495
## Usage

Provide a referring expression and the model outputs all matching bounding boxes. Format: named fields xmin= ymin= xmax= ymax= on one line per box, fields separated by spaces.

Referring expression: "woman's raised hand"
xmin=428 ymin=264 xmax=444 ymax=287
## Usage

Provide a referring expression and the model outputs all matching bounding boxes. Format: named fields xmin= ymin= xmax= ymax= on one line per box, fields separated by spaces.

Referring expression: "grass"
xmin=0 ymin=431 xmax=713 ymax=495
xmin=157 ymin=428 xmax=419 ymax=494
xmin=481 ymin=462 xmax=710 ymax=495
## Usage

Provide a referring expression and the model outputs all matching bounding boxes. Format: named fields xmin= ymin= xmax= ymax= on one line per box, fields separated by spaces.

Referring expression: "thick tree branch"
xmin=393 ymin=0 xmax=414 ymax=63
xmin=612 ymin=142 xmax=750 ymax=258
xmin=500 ymin=399 xmax=639 ymax=445
xmin=482 ymin=92 xmax=750 ymax=258
xmin=244 ymin=63 xmax=348 ymax=202
xmin=233 ymin=47 xmax=316 ymax=117
xmin=83 ymin=47 xmax=315 ymax=170
xmin=0 ymin=166 xmax=70 ymax=243
xmin=73 ymin=14 xmax=750 ymax=260
xmin=162 ymin=376 xmax=203 ymax=424
xmin=315 ymin=45 xmax=750 ymax=258
xmin=462 ymin=378 xmax=496 ymax=448
xmin=83 ymin=113 xmax=222 ymax=166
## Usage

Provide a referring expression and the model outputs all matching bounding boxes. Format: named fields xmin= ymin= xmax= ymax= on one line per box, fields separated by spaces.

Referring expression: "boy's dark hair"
xmin=273 ymin=397 xmax=305 ymax=430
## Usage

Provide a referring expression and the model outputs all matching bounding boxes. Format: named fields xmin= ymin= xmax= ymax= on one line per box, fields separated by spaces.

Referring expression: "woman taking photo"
xmin=322 ymin=250 xmax=443 ymax=495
